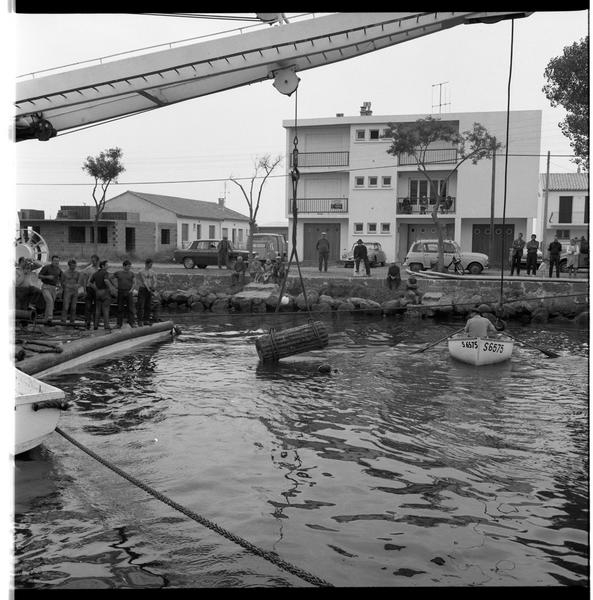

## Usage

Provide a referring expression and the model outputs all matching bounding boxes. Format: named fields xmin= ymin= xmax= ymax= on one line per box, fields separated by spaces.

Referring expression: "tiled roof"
xmin=540 ymin=173 xmax=589 ymax=191
xmin=109 ymin=190 xmax=250 ymax=221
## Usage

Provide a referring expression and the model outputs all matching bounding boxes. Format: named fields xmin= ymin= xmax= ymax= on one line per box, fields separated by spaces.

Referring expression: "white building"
xmin=105 ymin=190 xmax=250 ymax=249
xmin=282 ymin=104 xmax=542 ymax=266
xmin=539 ymin=172 xmax=589 ymax=250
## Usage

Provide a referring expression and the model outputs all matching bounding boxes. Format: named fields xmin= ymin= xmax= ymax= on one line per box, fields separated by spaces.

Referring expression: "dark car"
xmin=341 ymin=241 xmax=387 ymax=268
xmin=173 ymin=239 xmax=249 ymax=269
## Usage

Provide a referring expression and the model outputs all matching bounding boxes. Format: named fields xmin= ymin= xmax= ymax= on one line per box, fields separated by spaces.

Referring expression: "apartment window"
xmin=367 ymin=223 xmax=377 ymax=234
xmin=381 ymin=222 xmax=391 ymax=234
xmin=209 ymin=225 xmax=216 ymax=238
xmin=410 ymin=178 xmax=446 ymax=202
xmin=354 ymin=223 xmax=363 ymax=234
xmin=355 ymin=176 xmax=365 ymax=187
xmin=382 ymin=176 xmax=392 ymax=187
xmin=368 ymin=176 xmax=378 ymax=187
xmin=68 ymin=226 xmax=85 ymax=243
xmin=369 ymin=129 xmax=380 ymax=140
xmin=161 ymin=228 xmax=171 ymax=245
xmin=355 ymin=129 xmax=365 ymax=140
xmin=222 ymin=227 xmax=229 ymax=239
xmin=556 ymin=229 xmax=570 ymax=239
xmin=558 ymin=196 xmax=573 ymax=223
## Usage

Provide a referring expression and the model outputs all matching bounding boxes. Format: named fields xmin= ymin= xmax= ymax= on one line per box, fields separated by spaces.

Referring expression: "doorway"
xmin=472 ymin=223 xmax=514 ymax=267
xmin=125 ymin=227 xmax=136 ymax=253
xmin=303 ymin=223 xmax=341 ymax=265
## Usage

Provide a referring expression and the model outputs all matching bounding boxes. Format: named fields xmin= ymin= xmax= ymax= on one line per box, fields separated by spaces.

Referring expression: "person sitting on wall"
xmin=249 ymin=253 xmax=264 ymax=283
xmin=231 ymin=255 xmax=248 ymax=288
xmin=386 ymin=262 xmax=401 ymax=290
xmin=418 ymin=196 xmax=428 ymax=214
xmin=405 ymin=276 xmax=422 ymax=304
xmin=15 ymin=257 xmax=45 ymax=313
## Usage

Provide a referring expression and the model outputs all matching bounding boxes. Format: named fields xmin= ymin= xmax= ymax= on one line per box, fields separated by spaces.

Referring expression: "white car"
xmin=404 ymin=239 xmax=489 ymax=274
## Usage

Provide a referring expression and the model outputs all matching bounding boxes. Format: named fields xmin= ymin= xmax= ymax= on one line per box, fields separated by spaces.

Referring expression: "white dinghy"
xmin=448 ymin=336 xmax=514 ymax=366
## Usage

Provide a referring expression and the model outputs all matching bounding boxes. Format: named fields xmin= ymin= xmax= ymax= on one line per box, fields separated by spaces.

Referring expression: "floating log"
xmin=255 ymin=321 xmax=329 ymax=362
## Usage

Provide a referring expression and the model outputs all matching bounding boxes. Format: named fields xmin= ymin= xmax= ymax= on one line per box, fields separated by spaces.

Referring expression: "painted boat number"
xmin=460 ymin=340 xmax=505 ymax=353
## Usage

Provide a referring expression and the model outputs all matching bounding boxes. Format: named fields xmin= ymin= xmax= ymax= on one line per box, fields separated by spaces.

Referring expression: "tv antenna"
xmin=432 ymin=81 xmax=451 ymax=116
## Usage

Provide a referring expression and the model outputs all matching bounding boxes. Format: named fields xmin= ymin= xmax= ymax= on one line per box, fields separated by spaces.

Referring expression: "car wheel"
xmin=197 ymin=264 xmax=207 ymax=269
xmin=409 ymin=263 xmax=423 ymax=272
xmin=467 ymin=262 xmax=483 ymax=275
xmin=183 ymin=257 xmax=195 ymax=269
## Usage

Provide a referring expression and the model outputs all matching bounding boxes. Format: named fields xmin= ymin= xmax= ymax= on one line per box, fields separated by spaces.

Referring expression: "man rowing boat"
xmin=464 ymin=310 xmax=497 ymax=338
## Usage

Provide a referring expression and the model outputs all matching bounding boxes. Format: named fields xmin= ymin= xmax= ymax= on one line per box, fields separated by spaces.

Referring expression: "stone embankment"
xmin=151 ymin=273 xmax=589 ymax=327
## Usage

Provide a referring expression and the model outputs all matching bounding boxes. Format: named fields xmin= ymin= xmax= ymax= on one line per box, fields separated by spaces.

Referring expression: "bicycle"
xmin=445 ymin=255 xmax=465 ymax=275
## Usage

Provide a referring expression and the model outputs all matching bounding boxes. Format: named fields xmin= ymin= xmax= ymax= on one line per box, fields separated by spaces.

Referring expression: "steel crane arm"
xmin=15 ymin=11 xmax=532 ymax=141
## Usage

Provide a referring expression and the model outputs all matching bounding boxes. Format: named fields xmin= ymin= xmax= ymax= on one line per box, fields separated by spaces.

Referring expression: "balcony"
xmin=397 ymin=148 xmax=458 ymax=166
xmin=289 ymin=151 xmax=349 ymax=168
xmin=397 ymin=196 xmax=456 ymax=215
xmin=290 ymin=197 xmax=349 ymax=214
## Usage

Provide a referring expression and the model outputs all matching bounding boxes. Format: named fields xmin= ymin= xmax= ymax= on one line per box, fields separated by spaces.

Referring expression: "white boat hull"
xmin=448 ymin=337 xmax=513 ymax=366
xmin=15 ymin=368 xmax=67 ymax=455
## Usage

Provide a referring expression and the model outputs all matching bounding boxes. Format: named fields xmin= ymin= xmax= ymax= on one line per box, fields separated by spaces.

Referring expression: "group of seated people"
xmin=233 ymin=254 xmax=286 ymax=287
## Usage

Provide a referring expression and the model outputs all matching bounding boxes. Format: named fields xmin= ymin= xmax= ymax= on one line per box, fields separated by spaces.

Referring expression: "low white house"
xmin=105 ymin=190 xmax=250 ymax=249
xmin=282 ymin=103 xmax=542 ymax=266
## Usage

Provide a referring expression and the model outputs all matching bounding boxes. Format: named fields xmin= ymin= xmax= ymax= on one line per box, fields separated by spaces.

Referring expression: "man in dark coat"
xmin=353 ymin=239 xmax=370 ymax=276
xmin=510 ymin=232 xmax=525 ymax=276
xmin=316 ymin=232 xmax=330 ymax=272
xmin=525 ymin=234 xmax=539 ymax=276
xmin=547 ymin=236 xmax=562 ymax=278
xmin=217 ymin=236 xmax=231 ymax=269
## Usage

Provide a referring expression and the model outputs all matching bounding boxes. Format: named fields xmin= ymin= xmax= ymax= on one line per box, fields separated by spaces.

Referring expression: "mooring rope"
xmin=55 ymin=427 xmax=333 ymax=587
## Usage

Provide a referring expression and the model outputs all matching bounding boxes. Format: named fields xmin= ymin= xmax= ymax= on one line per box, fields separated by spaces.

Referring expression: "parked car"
xmin=404 ymin=239 xmax=488 ymax=274
xmin=341 ymin=241 xmax=387 ymax=268
xmin=249 ymin=233 xmax=287 ymax=263
xmin=508 ymin=246 xmax=544 ymax=269
xmin=173 ymin=239 xmax=250 ymax=269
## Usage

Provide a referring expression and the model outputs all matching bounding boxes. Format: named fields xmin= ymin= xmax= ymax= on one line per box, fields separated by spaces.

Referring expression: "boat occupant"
xmin=464 ymin=310 xmax=498 ymax=338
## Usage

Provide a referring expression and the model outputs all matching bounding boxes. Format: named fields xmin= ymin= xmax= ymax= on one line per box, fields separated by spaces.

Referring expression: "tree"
xmin=229 ymin=154 xmax=283 ymax=253
xmin=82 ymin=147 xmax=126 ymax=253
xmin=384 ymin=116 xmax=501 ymax=271
xmin=543 ymin=36 xmax=589 ymax=171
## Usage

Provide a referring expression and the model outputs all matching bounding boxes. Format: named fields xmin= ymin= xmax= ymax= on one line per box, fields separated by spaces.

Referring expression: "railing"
xmin=547 ymin=211 xmax=589 ymax=226
xmin=290 ymin=198 xmax=349 ymax=213
xmin=397 ymin=148 xmax=458 ymax=166
xmin=397 ymin=196 xmax=456 ymax=214
xmin=289 ymin=151 xmax=350 ymax=168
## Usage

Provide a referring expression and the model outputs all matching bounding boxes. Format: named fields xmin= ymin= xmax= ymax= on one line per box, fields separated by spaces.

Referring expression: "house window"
xmin=181 ymin=223 xmax=189 ymax=242
xmin=367 ymin=223 xmax=377 ymax=234
xmin=354 ymin=223 xmax=363 ymax=234
xmin=369 ymin=129 xmax=380 ymax=140
xmin=556 ymin=229 xmax=570 ymax=239
xmin=222 ymin=227 xmax=229 ymax=240
xmin=368 ymin=176 xmax=378 ymax=187
xmin=381 ymin=222 xmax=391 ymax=234
xmin=355 ymin=176 xmax=365 ymax=187
xmin=355 ymin=129 xmax=365 ymax=140
xmin=558 ymin=196 xmax=573 ymax=223
xmin=68 ymin=226 xmax=85 ymax=243
xmin=238 ymin=229 xmax=243 ymax=242
xmin=90 ymin=226 xmax=108 ymax=244
xmin=382 ymin=176 xmax=392 ymax=187
xmin=161 ymin=229 xmax=171 ymax=245
xmin=209 ymin=225 xmax=216 ymax=238
xmin=410 ymin=178 xmax=446 ymax=204
xmin=196 ymin=224 xmax=201 ymax=239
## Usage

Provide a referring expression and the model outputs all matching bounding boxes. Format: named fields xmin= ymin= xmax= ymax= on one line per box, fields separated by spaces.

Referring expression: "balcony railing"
xmin=397 ymin=196 xmax=456 ymax=215
xmin=289 ymin=151 xmax=349 ymax=168
xmin=397 ymin=148 xmax=458 ymax=166
xmin=290 ymin=197 xmax=349 ymax=213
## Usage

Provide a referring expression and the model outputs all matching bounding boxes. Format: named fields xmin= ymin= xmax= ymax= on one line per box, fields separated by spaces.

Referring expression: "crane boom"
xmin=15 ymin=11 xmax=532 ymax=141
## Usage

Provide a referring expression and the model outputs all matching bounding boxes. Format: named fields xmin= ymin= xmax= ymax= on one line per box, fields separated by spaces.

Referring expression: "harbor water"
xmin=13 ymin=314 xmax=589 ymax=588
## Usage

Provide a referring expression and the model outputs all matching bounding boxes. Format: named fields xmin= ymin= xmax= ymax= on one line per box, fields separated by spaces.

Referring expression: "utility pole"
xmin=542 ymin=150 xmax=551 ymax=245
xmin=489 ymin=137 xmax=496 ymax=263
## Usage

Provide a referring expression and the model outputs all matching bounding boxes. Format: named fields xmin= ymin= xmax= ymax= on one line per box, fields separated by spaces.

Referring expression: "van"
xmin=249 ymin=233 xmax=288 ymax=263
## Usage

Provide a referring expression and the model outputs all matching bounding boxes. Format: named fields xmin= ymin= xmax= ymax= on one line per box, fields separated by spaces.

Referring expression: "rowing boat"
xmin=448 ymin=336 xmax=514 ymax=366
xmin=15 ymin=368 xmax=68 ymax=455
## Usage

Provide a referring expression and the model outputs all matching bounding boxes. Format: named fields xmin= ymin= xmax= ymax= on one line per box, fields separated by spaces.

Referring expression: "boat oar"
xmin=503 ymin=332 xmax=560 ymax=358
xmin=411 ymin=328 xmax=465 ymax=354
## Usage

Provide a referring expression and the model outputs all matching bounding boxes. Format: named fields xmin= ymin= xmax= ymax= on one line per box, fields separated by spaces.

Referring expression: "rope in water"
xmin=55 ymin=427 xmax=333 ymax=587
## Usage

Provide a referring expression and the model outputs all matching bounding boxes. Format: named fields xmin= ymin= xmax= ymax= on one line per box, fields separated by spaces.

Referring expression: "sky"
xmin=8 ymin=10 xmax=589 ymax=228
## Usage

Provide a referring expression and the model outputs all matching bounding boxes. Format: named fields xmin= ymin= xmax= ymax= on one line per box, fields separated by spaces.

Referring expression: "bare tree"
xmin=384 ymin=117 xmax=500 ymax=271
xmin=229 ymin=154 xmax=283 ymax=253
xmin=82 ymin=147 xmax=125 ymax=254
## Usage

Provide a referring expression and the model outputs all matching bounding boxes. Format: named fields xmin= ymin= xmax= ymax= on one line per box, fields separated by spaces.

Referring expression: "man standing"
xmin=386 ymin=262 xmax=401 ymax=290
xmin=217 ymin=236 xmax=231 ymax=269
xmin=38 ymin=255 xmax=64 ymax=324
xmin=113 ymin=259 xmax=137 ymax=328
xmin=137 ymin=258 xmax=158 ymax=325
xmin=525 ymin=234 xmax=539 ymax=276
xmin=60 ymin=259 xmax=82 ymax=325
xmin=510 ymin=232 xmax=525 ymax=276
xmin=89 ymin=260 xmax=115 ymax=331
xmin=353 ymin=239 xmax=370 ymax=276
xmin=547 ymin=237 xmax=562 ymax=278
xmin=81 ymin=254 xmax=100 ymax=329
xmin=316 ymin=232 xmax=330 ymax=272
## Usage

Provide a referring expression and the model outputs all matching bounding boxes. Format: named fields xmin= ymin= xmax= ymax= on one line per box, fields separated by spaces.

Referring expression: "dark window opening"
xmin=68 ymin=226 xmax=86 ymax=243
xmin=161 ymin=229 xmax=171 ymax=245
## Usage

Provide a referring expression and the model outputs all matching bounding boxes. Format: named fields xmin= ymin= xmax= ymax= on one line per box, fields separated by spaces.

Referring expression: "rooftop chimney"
xmin=218 ymin=197 xmax=225 ymax=207
xmin=360 ymin=101 xmax=372 ymax=116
